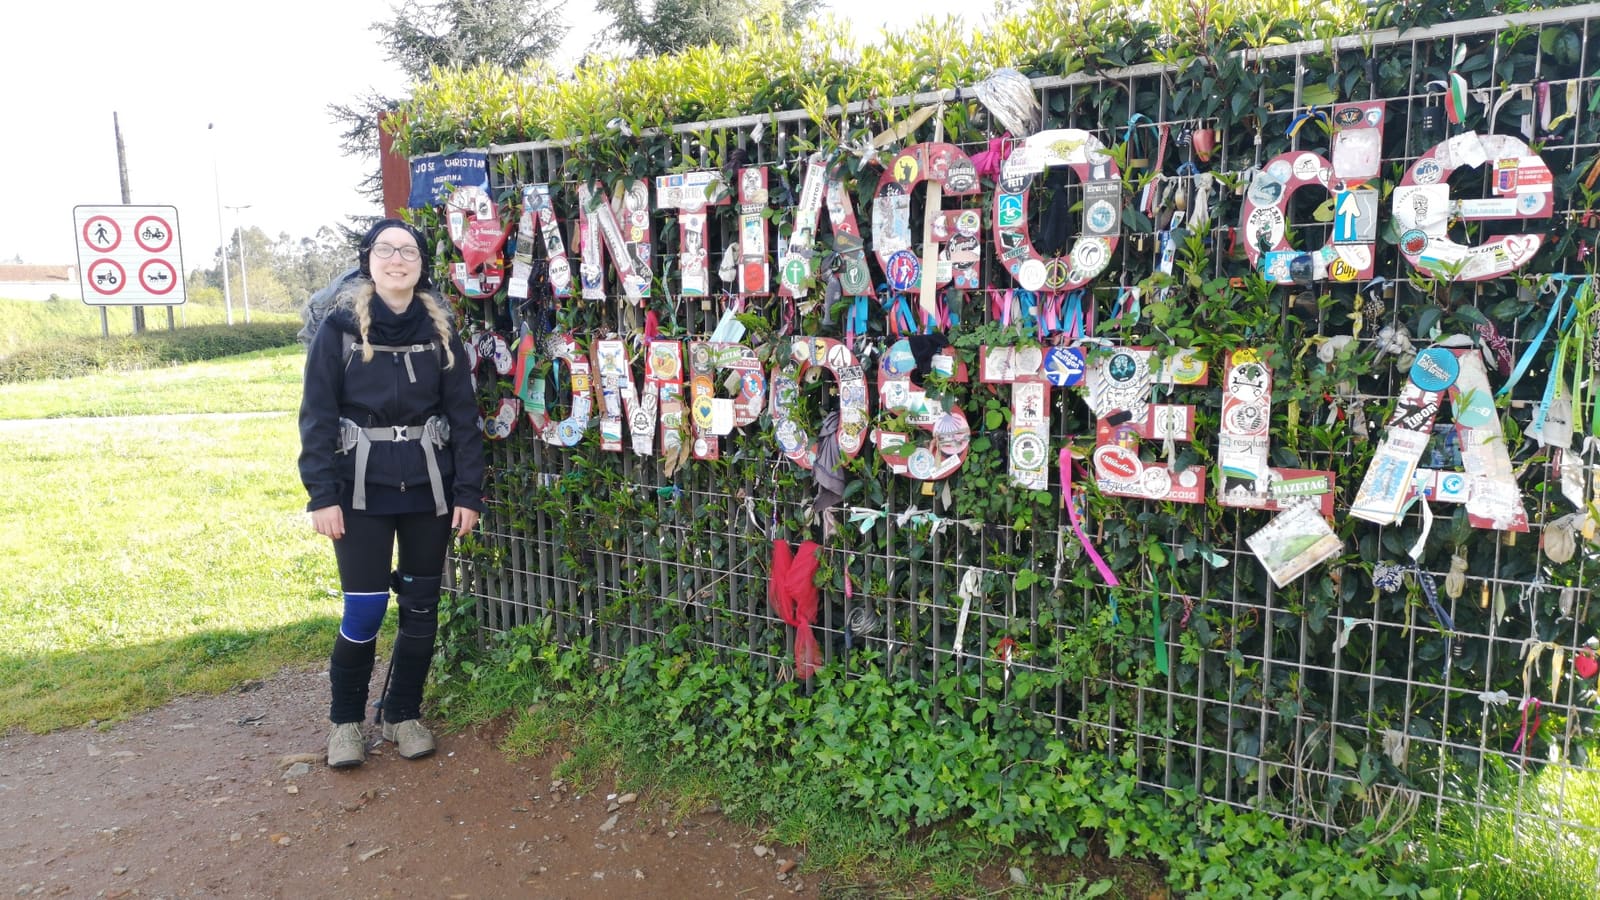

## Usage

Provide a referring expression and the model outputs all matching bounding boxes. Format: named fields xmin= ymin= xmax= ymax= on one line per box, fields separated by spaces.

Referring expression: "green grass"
xmin=1423 ymin=764 xmax=1600 ymax=899
xmin=0 ymin=402 xmax=336 ymax=733
xmin=0 ymin=295 xmax=296 ymax=357
xmin=0 ymin=345 xmax=305 ymax=418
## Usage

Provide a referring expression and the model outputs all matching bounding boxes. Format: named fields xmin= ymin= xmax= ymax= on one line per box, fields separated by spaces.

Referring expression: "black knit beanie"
xmin=357 ymin=218 xmax=433 ymax=290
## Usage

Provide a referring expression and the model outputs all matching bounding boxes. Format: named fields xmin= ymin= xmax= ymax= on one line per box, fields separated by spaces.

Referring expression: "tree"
xmin=329 ymin=0 xmax=569 ymax=201
xmin=377 ymin=0 xmax=567 ymax=74
xmin=593 ymin=0 xmax=821 ymax=56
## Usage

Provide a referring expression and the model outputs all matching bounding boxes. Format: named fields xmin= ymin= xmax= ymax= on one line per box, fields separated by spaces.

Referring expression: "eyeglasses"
xmin=372 ymin=243 xmax=421 ymax=262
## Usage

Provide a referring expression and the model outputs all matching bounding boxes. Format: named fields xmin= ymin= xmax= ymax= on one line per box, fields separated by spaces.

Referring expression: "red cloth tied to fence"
xmin=769 ymin=539 xmax=822 ymax=678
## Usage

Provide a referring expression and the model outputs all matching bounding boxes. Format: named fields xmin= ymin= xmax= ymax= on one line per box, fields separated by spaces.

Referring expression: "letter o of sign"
xmin=992 ymin=129 xmax=1122 ymax=291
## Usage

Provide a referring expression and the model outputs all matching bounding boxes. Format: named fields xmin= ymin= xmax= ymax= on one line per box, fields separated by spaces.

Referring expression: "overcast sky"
xmin=0 ymin=0 xmax=980 ymax=273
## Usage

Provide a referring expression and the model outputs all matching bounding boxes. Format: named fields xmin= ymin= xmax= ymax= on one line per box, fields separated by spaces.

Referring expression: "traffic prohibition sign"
xmin=82 ymin=216 xmax=122 ymax=253
xmin=138 ymin=258 xmax=178 ymax=295
xmin=87 ymin=259 xmax=126 ymax=295
xmin=134 ymin=215 xmax=174 ymax=253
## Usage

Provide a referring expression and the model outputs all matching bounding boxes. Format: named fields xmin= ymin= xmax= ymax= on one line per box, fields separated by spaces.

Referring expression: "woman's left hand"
xmin=451 ymin=506 xmax=480 ymax=538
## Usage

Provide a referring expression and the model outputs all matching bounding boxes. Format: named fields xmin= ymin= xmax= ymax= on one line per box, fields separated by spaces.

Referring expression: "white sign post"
xmin=73 ymin=205 xmax=186 ymax=306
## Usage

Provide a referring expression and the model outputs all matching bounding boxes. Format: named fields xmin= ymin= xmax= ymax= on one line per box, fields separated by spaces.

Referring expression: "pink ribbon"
xmin=1059 ymin=448 xmax=1120 ymax=588
xmin=1513 ymin=697 xmax=1542 ymax=755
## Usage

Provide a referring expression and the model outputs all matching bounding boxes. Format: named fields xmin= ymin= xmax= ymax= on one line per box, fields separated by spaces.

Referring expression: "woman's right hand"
xmin=310 ymin=505 xmax=345 ymax=540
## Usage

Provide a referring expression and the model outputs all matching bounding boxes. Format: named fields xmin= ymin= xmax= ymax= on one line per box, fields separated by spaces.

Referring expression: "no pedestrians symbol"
xmin=82 ymin=215 xmax=121 ymax=253
xmin=73 ymin=205 xmax=186 ymax=306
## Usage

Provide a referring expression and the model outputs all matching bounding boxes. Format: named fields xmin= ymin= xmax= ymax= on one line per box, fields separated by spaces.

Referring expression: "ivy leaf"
xmin=984 ymin=409 xmax=1004 ymax=431
xmin=1417 ymin=306 xmax=1442 ymax=336
xmin=1300 ymin=83 xmax=1338 ymax=107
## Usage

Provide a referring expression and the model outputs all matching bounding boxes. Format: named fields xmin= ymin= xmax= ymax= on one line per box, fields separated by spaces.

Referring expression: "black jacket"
xmin=298 ymin=290 xmax=485 ymax=514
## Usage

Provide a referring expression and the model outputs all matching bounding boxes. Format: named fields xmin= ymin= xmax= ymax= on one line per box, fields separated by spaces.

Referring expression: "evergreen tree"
xmin=593 ymin=0 xmax=821 ymax=56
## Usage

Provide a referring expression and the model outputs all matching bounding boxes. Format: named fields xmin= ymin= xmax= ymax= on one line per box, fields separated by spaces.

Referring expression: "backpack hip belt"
xmin=337 ymin=415 xmax=451 ymax=516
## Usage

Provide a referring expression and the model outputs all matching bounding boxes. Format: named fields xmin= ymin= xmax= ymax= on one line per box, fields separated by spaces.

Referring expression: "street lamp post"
xmin=226 ymin=203 xmax=253 ymax=325
xmin=207 ymin=124 xmax=234 ymax=326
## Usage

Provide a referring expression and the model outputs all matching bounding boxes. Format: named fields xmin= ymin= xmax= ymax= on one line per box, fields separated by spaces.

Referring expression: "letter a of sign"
xmin=1351 ymin=348 xmax=1528 ymax=531
xmin=778 ymin=154 xmax=876 ymax=300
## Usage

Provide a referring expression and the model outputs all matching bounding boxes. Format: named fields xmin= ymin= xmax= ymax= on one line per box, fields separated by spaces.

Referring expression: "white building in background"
xmin=0 ymin=265 xmax=82 ymax=301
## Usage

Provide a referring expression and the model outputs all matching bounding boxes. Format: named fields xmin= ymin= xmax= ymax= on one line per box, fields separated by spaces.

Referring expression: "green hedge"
xmin=0 ymin=323 xmax=301 ymax=384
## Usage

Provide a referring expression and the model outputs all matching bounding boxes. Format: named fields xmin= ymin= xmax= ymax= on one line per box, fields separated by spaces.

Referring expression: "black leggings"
xmin=327 ymin=508 xmax=454 ymax=724
xmin=332 ymin=507 xmax=453 ymax=590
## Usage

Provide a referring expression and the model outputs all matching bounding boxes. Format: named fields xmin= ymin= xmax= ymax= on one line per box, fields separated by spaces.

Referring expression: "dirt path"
xmin=0 ymin=665 xmax=814 ymax=899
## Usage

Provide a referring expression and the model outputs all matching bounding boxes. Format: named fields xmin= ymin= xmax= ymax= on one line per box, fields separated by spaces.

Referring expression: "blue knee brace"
xmin=339 ymin=591 xmax=388 ymax=643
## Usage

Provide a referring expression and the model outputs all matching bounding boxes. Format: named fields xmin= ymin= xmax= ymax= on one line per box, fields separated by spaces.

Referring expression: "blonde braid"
xmin=415 ymin=289 xmax=457 ymax=370
xmin=341 ymin=282 xmax=377 ymax=363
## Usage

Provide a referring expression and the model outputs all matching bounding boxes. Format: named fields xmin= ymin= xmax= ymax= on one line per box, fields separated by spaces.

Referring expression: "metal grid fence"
xmin=447 ymin=4 xmax=1600 ymax=860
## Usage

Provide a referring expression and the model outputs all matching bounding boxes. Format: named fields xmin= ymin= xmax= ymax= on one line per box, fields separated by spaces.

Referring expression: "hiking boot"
xmin=327 ymin=722 xmax=366 ymax=768
xmin=381 ymin=719 xmax=436 ymax=759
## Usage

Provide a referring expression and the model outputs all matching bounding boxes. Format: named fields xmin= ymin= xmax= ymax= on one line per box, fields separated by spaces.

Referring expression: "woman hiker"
xmin=298 ymin=218 xmax=484 ymax=768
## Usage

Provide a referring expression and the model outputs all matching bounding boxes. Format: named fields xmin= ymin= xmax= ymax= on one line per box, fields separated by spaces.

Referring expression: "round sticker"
xmin=1247 ymin=177 xmax=1284 ymax=207
xmin=1224 ymin=399 xmax=1269 ymax=436
xmin=1086 ymin=200 xmax=1117 ymax=233
xmin=556 ymin=420 xmax=583 ymax=446
xmin=1247 ymin=207 xmax=1286 ymax=249
xmin=1140 ymin=467 xmax=1172 ymax=498
xmin=1093 ymin=444 xmax=1142 ymax=483
xmin=1107 ymin=351 xmax=1140 ymax=384
xmin=886 ymin=340 xmax=915 ymax=374
xmin=891 ymin=155 xmax=920 ymax=184
xmin=1072 ymin=237 xmax=1110 ymax=275
xmin=1410 ymin=348 xmax=1460 ymax=392
xmin=907 ymin=448 xmax=937 ymax=479
xmin=1400 ymin=229 xmax=1429 ymax=256
xmin=1293 ymin=153 xmax=1325 ymax=182
xmin=1017 ymin=259 xmax=1047 ymax=291
xmin=692 ymin=395 xmax=715 ymax=429
xmin=1518 ymin=192 xmax=1547 ymax=215
xmin=1011 ymin=433 xmax=1046 ymax=470
xmin=955 ymin=210 xmax=981 ymax=235
xmin=1266 ymin=160 xmax=1293 ymax=182
xmin=1413 ymin=159 xmax=1443 ymax=185
xmin=1333 ymin=106 xmax=1363 ymax=127
xmin=1044 ymin=258 xmax=1072 ymax=290
xmin=885 ymin=250 xmax=921 ymax=291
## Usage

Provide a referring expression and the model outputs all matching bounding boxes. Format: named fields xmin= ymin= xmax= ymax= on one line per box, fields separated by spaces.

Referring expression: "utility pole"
xmin=209 ymin=124 xmax=234 ymax=326
xmin=227 ymin=204 xmax=254 ymax=324
xmin=114 ymin=112 xmax=145 ymax=335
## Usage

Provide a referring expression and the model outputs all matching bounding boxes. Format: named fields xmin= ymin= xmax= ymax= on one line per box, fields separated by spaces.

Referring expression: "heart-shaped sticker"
xmin=460 ymin=217 xmax=508 ymax=273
